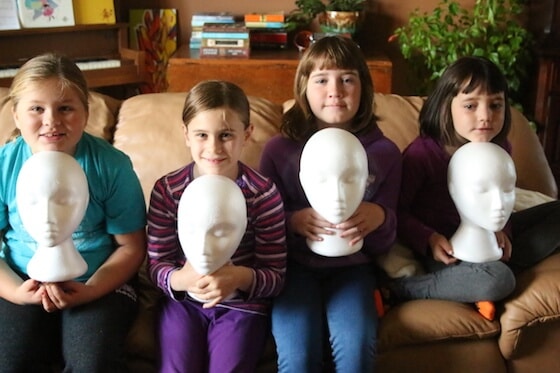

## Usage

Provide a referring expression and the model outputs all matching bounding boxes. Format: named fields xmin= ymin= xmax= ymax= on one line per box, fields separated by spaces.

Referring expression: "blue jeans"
xmin=271 ymin=261 xmax=377 ymax=373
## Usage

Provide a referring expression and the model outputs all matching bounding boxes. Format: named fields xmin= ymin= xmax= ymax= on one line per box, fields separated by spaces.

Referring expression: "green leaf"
xmin=391 ymin=0 xmax=532 ymax=107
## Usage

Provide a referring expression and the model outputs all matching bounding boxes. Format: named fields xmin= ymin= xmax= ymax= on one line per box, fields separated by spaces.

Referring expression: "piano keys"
xmin=0 ymin=23 xmax=146 ymax=89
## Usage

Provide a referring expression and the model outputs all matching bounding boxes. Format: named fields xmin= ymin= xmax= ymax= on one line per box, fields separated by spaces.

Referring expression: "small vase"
xmin=318 ymin=11 xmax=363 ymax=36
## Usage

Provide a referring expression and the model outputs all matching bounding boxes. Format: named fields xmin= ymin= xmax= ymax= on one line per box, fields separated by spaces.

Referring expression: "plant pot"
xmin=318 ymin=11 xmax=363 ymax=36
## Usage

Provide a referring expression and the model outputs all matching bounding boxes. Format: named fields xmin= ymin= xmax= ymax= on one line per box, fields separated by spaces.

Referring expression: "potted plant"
xmin=389 ymin=0 xmax=533 ymax=107
xmin=295 ymin=0 xmax=367 ymax=35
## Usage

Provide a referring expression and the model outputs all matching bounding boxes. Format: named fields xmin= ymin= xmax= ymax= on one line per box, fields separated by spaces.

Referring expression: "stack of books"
xmin=190 ymin=12 xmax=236 ymax=49
xmin=244 ymin=12 xmax=288 ymax=50
xmin=200 ymin=22 xmax=250 ymax=59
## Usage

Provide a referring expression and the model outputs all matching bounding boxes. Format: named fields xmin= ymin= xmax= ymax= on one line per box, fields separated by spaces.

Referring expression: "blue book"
xmin=245 ymin=21 xmax=285 ymax=29
xmin=201 ymin=32 xmax=250 ymax=39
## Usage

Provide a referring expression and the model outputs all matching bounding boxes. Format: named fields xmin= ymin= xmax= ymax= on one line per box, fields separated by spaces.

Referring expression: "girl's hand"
xmin=289 ymin=207 xmax=336 ymax=241
xmin=429 ymin=232 xmax=457 ymax=265
xmin=170 ymin=261 xmax=203 ymax=293
xmin=495 ymin=231 xmax=512 ymax=262
xmin=14 ymin=279 xmax=44 ymax=306
xmin=336 ymin=202 xmax=385 ymax=246
xmin=192 ymin=264 xmax=253 ymax=309
xmin=41 ymin=281 xmax=94 ymax=310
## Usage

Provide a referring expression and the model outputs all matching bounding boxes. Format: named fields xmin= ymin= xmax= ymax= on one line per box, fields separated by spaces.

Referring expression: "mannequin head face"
xmin=448 ymin=142 xmax=516 ymax=231
xmin=16 ymin=151 xmax=89 ymax=247
xmin=177 ymin=174 xmax=247 ymax=275
xmin=300 ymin=127 xmax=368 ymax=224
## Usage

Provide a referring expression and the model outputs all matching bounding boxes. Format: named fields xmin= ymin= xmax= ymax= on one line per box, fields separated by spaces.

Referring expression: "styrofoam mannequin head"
xmin=178 ymin=174 xmax=247 ymax=275
xmin=16 ymin=151 xmax=89 ymax=248
xmin=448 ymin=142 xmax=516 ymax=232
xmin=299 ymin=127 xmax=368 ymax=224
xmin=448 ymin=142 xmax=516 ymax=263
xmin=16 ymin=151 xmax=89 ymax=281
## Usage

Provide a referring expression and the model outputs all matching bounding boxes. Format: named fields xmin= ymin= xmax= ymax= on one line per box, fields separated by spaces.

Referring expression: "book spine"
xmin=202 ymin=22 xmax=247 ymax=31
xmin=202 ymin=38 xmax=250 ymax=48
xmin=245 ymin=22 xmax=285 ymax=29
xmin=244 ymin=13 xmax=285 ymax=23
xmin=251 ymin=42 xmax=287 ymax=49
xmin=201 ymin=32 xmax=250 ymax=39
xmin=250 ymin=32 xmax=288 ymax=44
xmin=264 ymin=14 xmax=285 ymax=23
xmin=192 ymin=14 xmax=235 ymax=22
xmin=191 ymin=20 xmax=235 ymax=27
xmin=199 ymin=47 xmax=250 ymax=59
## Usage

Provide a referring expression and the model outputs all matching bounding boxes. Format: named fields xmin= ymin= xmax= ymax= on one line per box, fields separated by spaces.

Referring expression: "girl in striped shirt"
xmin=147 ymin=80 xmax=287 ymax=373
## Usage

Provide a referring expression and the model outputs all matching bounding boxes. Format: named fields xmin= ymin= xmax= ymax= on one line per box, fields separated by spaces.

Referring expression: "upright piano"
xmin=0 ymin=23 xmax=146 ymax=89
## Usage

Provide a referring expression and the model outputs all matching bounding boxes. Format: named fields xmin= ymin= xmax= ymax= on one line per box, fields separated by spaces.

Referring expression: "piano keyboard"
xmin=0 ymin=59 xmax=122 ymax=79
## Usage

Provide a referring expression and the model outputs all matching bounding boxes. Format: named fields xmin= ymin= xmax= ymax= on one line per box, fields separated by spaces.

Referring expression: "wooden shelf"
xmin=167 ymin=44 xmax=392 ymax=104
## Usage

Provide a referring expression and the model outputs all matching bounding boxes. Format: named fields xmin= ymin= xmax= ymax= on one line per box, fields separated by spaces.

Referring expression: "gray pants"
xmin=393 ymin=200 xmax=560 ymax=302
xmin=0 ymin=285 xmax=137 ymax=373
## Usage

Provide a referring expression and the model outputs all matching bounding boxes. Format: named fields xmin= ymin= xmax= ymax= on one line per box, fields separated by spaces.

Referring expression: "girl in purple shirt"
xmin=260 ymin=36 xmax=402 ymax=372
xmin=147 ymin=80 xmax=287 ymax=372
xmin=394 ymin=56 xmax=560 ymax=320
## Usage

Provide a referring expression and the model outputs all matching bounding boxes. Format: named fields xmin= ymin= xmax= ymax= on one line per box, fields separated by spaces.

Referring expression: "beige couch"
xmin=1 ymin=87 xmax=560 ymax=373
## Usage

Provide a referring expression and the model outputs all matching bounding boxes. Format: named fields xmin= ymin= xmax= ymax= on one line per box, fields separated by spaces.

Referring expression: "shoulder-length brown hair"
xmin=282 ymin=36 xmax=376 ymax=142
xmin=419 ymin=56 xmax=511 ymax=147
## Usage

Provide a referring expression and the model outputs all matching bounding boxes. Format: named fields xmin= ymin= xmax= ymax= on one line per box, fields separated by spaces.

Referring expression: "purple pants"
xmin=158 ymin=297 xmax=269 ymax=373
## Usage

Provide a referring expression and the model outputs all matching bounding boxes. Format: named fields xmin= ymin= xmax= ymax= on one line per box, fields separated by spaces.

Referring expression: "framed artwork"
xmin=17 ymin=0 xmax=75 ymax=28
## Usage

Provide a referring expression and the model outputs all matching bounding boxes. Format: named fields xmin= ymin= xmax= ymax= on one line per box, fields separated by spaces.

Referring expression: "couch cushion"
xmin=0 ymin=87 xmax=120 ymax=144
xmin=373 ymin=93 xmax=424 ymax=152
xmin=378 ymin=299 xmax=500 ymax=352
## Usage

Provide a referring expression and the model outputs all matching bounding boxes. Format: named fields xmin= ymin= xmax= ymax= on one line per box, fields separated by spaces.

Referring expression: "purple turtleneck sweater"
xmin=260 ymin=126 xmax=402 ymax=268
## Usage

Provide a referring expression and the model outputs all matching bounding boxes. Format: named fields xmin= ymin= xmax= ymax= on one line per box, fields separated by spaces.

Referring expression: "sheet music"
xmin=0 ymin=0 xmax=20 ymax=30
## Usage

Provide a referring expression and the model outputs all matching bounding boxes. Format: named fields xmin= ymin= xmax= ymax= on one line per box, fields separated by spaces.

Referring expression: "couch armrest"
xmin=499 ymin=252 xmax=560 ymax=359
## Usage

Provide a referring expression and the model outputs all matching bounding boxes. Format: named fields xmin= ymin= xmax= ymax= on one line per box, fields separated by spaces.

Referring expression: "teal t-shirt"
xmin=0 ymin=134 xmax=146 ymax=281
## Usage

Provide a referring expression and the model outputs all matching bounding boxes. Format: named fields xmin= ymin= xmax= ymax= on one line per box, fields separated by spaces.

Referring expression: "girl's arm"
xmin=42 ymin=229 xmax=146 ymax=309
xmin=146 ymin=178 xmax=189 ymax=299
xmin=0 ymin=228 xmax=45 ymax=305
xmin=246 ymin=181 xmax=287 ymax=299
xmin=83 ymin=229 xmax=146 ymax=296
xmin=397 ymin=145 xmax=439 ymax=256
xmin=360 ymin=139 xmax=402 ymax=256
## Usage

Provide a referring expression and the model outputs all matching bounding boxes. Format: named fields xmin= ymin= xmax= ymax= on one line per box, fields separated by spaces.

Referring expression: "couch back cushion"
xmin=112 ymin=92 xmax=283 ymax=205
xmin=109 ymin=90 xmax=557 ymax=205
xmin=286 ymin=93 xmax=557 ymax=198
xmin=0 ymin=87 xmax=121 ymax=144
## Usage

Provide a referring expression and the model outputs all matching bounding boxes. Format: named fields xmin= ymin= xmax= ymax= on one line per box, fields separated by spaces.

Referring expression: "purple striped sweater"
xmin=147 ymin=161 xmax=287 ymax=315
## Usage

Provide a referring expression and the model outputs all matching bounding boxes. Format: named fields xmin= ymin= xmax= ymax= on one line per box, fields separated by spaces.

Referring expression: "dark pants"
xmin=510 ymin=199 xmax=560 ymax=271
xmin=0 ymin=288 xmax=137 ymax=373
